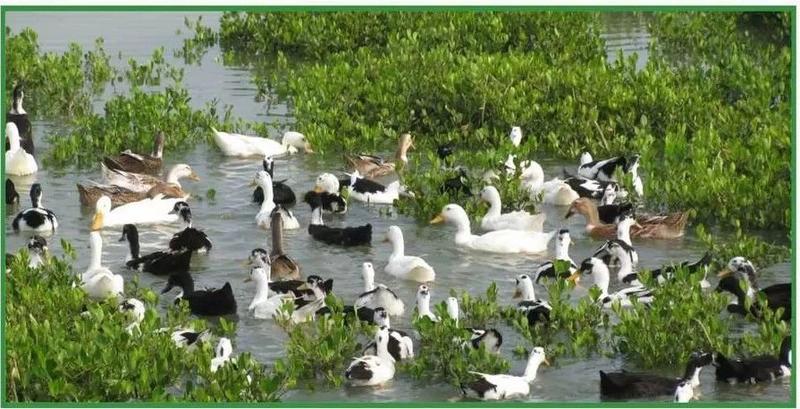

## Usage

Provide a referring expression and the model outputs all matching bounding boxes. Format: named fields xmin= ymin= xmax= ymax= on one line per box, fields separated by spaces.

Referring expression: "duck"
xmin=562 ymin=174 xmax=619 ymax=200
xmin=168 ymin=201 xmax=213 ymax=253
xmin=80 ymin=230 xmax=124 ymax=300
xmin=90 ymin=195 xmax=183 ymax=228
xmin=577 ymin=154 xmax=633 ymax=182
xmin=12 ymin=183 xmax=58 ymax=234
xmin=171 ymin=328 xmax=212 ymax=350
xmin=509 ymin=126 xmax=523 ymax=147
xmin=161 ymin=271 xmax=237 ymax=316
xmin=245 ymin=263 xmax=295 ymax=320
xmin=355 ymin=262 xmax=405 ymax=316
xmin=305 ymin=193 xmax=371 ymax=246
xmin=590 ymin=215 xmax=640 ymax=275
xmin=210 ymin=338 xmax=233 ymax=373
xmin=513 ymin=274 xmax=552 ymax=326
xmin=715 ymin=257 xmax=790 ymax=322
xmin=308 ymin=173 xmax=347 ymax=213
xmin=315 ymin=304 xmax=377 ymax=325
xmin=437 ymin=142 xmax=455 ymax=163
xmin=6 ymin=178 xmax=19 ymax=205
xmin=446 ymin=297 xmax=503 ymax=353
xmin=628 ymin=155 xmax=644 ymax=197
xmin=362 ymin=307 xmax=414 ymax=361
xmin=252 ymin=171 xmax=300 ymax=230
xmin=118 ymin=298 xmax=146 ymax=335
xmin=713 ymin=336 xmax=791 ymax=384
xmin=345 ymin=326 xmax=396 ymax=386
xmin=597 ymin=184 xmax=634 ymax=224
xmin=120 ymin=224 xmax=192 ymax=275
xmin=23 ymin=235 xmax=48 ymax=268
xmin=345 ymin=133 xmax=414 ymax=178
xmin=532 ymin=229 xmax=578 ymax=283
xmin=568 ymin=257 xmax=653 ymax=308
xmin=267 ymin=207 xmax=301 ymax=280
xmin=597 ymin=240 xmax=642 ymax=285
xmin=415 ymin=284 xmax=439 ymax=322
xmin=441 ymin=167 xmax=472 ymax=197
xmin=289 ymin=275 xmax=330 ymax=324
xmin=212 ymin=128 xmax=314 ymax=157
xmin=481 ymin=154 xmax=518 ymax=182
xmin=460 ymin=347 xmax=549 ymax=400
xmin=430 ymin=204 xmax=554 ymax=254
xmin=384 ymin=225 xmax=435 ymax=282
xmin=5 ymin=122 xmax=37 ymax=176
xmin=579 ymin=152 xmax=593 ymax=166
xmin=519 ymin=160 xmax=579 ymax=206
xmin=102 ymin=131 xmax=165 ymax=175
xmin=77 ymin=180 xmax=188 ymax=207
xmin=565 ymin=198 xmax=688 ymax=239
xmin=101 ymin=163 xmax=199 ymax=193
xmin=253 ymin=156 xmax=296 ymax=207
xmin=342 ymin=170 xmax=401 ymax=205
xmin=644 ymin=252 xmax=713 ymax=287
xmin=478 ymin=185 xmax=545 ymax=232
xmin=599 ymin=351 xmax=713 ymax=400
xmin=673 ymin=380 xmax=695 ymax=403
xmin=6 ymin=85 xmax=33 ymax=155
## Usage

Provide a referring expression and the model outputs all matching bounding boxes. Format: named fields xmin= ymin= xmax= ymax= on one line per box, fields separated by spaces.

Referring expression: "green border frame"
xmin=0 ymin=4 xmax=795 ymax=408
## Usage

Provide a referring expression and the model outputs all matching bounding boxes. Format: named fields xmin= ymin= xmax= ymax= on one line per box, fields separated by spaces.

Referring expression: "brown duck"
xmin=269 ymin=205 xmax=301 ymax=280
xmin=345 ymin=133 xmax=414 ymax=178
xmin=565 ymin=198 xmax=688 ymax=239
xmin=77 ymin=182 xmax=187 ymax=207
xmin=103 ymin=132 xmax=165 ymax=176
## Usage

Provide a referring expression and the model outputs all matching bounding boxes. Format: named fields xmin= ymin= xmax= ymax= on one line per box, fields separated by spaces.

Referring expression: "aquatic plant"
xmin=125 ymin=47 xmax=185 ymax=87
xmin=176 ymin=16 xmax=219 ymax=65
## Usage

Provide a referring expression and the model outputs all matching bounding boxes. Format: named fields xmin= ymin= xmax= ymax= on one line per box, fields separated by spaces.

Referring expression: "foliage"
xmin=125 ymin=47 xmax=185 ymax=87
xmin=696 ymin=223 xmax=790 ymax=270
xmin=176 ymin=16 xmax=219 ymax=65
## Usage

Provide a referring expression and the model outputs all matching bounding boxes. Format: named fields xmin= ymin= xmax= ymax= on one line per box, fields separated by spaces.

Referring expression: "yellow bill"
xmin=429 ymin=214 xmax=445 ymax=224
xmin=90 ymin=212 xmax=104 ymax=231
xmin=717 ymin=268 xmax=732 ymax=278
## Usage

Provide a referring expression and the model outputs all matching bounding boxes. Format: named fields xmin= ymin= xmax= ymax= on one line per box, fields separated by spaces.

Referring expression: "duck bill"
xmin=249 ymin=180 xmax=258 ymax=187
xmin=566 ymin=271 xmax=581 ymax=283
xmin=512 ymin=288 xmax=521 ymax=299
xmin=244 ymin=277 xmax=252 ymax=283
xmin=90 ymin=212 xmax=104 ymax=230
xmin=313 ymin=185 xmax=324 ymax=193
xmin=189 ymin=172 xmax=200 ymax=181
xmin=717 ymin=268 xmax=732 ymax=278
xmin=303 ymin=142 xmax=314 ymax=154
xmin=564 ymin=209 xmax=575 ymax=220
xmin=429 ymin=214 xmax=445 ymax=224
xmin=296 ymin=283 xmax=310 ymax=291
xmin=543 ymin=358 xmax=551 ymax=366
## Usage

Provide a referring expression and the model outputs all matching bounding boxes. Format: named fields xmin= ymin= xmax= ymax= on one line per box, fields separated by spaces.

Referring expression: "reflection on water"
xmin=4 ymin=11 xmax=789 ymax=403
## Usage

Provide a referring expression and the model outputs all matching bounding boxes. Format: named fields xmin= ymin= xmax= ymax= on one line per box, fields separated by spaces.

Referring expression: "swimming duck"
xmin=597 ymin=184 xmax=635 ymax=224
xmin=120 ymin=224 xmax=192 ymax=275
xmin=245 ymin=263 xmax=295 ymax=320
xmin=102 ymin=131 xmax=165 ymax=175
xmin=210 ymin=338 xmax=233 ymax=373
xmin=342 ymin=170 xmax=401 ymax=205
xmin=289 ymin=275 xmax=330 ymax=323
xmin=80 ymin=230 xmax=124 ymax=300
xmin=441 ymin=167 xmax=472 ymax=197
xmin=578 ymin=154 xmax=634 ymax=182
xmin=673 ymin=380 xmax=695 ymax=403
xmin=346 ymin=133 xmax=414 ymax=178
xmin=345 ymin=326 xmax=396 ymax=386
xmin=563 ymin=174 xmax=619 ymax=200
xmin=519 ymin=161 xmax=579 ymax=206
xmin=509 ymin=126 xmax=523 ymax=147
xmin=568 ymin=258 xmax=653 ymax=308
xmin=267 ymin=207 xmax=301 ymax=280
xmin=430 ymin=204 xmax=554 ymax=254
xmin=362 ymin=307 xmax=414 ymax=361
xmin=446 ymin=297 xmax=503 ymax=353
xmin=565 ymin=198 xmax=688 ymax=240
xmin=252 ymin=156 xmax=296 ymax=208
xmin=513 ymin=274 xmax=552 ymax=326
xmin=212 ymin=128 xmax=314 ymax=157
xmin=716 ymin=257 xmax=790 ymax=322
xmin=384 ymin=225 xmax=436 ymax=282
xmin=12 ymin=183 xmax=58 ymax=234
xmin=90 ymin=195 xmax=183 ymax=228
xmin=355 ymin=262 xmax=405 ymax=316
xmin=5 ymin=122 xmax=37 ymax=176
xmin=161 ymin=271 xmax=237 ymax=316
xmin=101 ymin=163 xmax=199 ymax=193
xmin=252 ymin=171 xmax=300 ymax=230
xmin=6 ymin=178 xmax=19 ymax=205
xmin=77 ymin=180 xmax=188 ymax=207
xmin=643 ymin=252 xmax=713 ymax=287
xmin=6 ymin=85 xmax=33 ymax=155
xmin=713 ymin=336 xmax=791 ymax=384
xmin=305 ymin=193 xmax=371 ymax=246
xmin=308 ymin=173 xmax=347 ymax=213
xmin=118 ymin=298 xmax=146 ymax=335
xmin=596 ymin=240 xmax=642 ymax=285
xmin=479 ymin=185 xmax=545 ymax=232
xmin=532 ymin=229 xmax=579 ymax=283
xmin=591 ymin=215 xmax=640 ymax=275
xmin=23 ymin=235 xmax=48 ymax=268
xmin=168 ymin=201 xmax=213 ymax=253
xmin=415 ymin=284 xmax=439 ymax=322
xmin=315 ymin=304 xmax=377 ymax=325
xmin=460 ymin=347 xmax=549 ymax=400
xmin=599 ymin=351 xmax=713 ymax=400
xmin=171 ymin=328 xmax=212 ymax=350
xmin=579 ymin=152 xmax=593 ymax=166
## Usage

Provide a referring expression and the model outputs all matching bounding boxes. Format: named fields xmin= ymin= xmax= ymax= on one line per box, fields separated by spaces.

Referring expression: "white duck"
xmin=430 ymin=204 xmax=554 ymax=254
xmin=212 ymin=128 xmax=313 ymax=157
xmin=479 ymin=185 xmax=545 ymax=232
xmin=568 ymin=257 xmax=653 ymax=308
xmin=252 ymin=171 xmax=299 ymax=230
xmin=415 ymin=284 xmax=439 ymax=322
xmin=5 ymin=122 xmax=37 ymax=176
xmin=461 ymin=347 xmax=549 ymax=400
xmin=101 ymin=163 xmax=198 ymax=193
xmin=509 ymin=126 xmax=523 ymax=147
xmin=90 ymin=195 xmax=182 ymax=229
xmin=245 ymin=263 xmax=294 ymax=320
xmin=384 ymin=225 xmax=436 ymax=282
xmin=519 ymin=160 xmax=579 ymax=206
xmin=344 ymin=326 xmax=395 ymax=386
xmin=210 ymin=337 xmax=233 ymax=372
xmin=355 ymin=262 xmax=405 ymax=316
xmin=80 ymin=230 xmax=124 ymax=300
xmin=532 ymin=229 xmax=578 ymax=283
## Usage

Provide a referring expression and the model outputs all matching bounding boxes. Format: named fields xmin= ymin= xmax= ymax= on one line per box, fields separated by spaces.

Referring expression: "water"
xmin=4 ymin=12 xmax=790 ymax=403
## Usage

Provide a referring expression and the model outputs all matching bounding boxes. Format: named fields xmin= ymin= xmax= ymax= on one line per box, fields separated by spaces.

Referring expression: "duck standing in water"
xmin=6 ymin=84 xmax=33 ymax=155
xmin=12 ymin=183 xmax=58 ymax=234
xmin=460 ymin=347 xmax=549 ymax=400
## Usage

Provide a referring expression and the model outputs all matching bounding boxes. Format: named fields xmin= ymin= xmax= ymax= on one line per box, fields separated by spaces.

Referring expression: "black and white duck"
xmin=362 ymin=307 xmax=414 ymax=361
xmin=120 ymin=224 xmax=192 ymax=276
xmin=12 ymin=183 xmax=57 ymax=233
xmin=577 ymin=154 xmax=631 ymax=182
xmin=245 ymin=263 xmax=295 ymax=320
xmin=161 ymin=271 xmax=237 ymax=316
xmin=345 ymin=326 xmax=396 ymax=386
xmin=168 ymin=201 xmax=212 ymax=253
xmin=714 ymin=336 xmax=791 ymax=384
xmin=446 ymin=297 xmax=503 ymax=353
xmin=253 ymin=156 xmax=296 ymax=208
xmin=305 ymin=193 xmax=371 ymax=246
xmin=592 ymin=215 xmax=640 ymax=277
xmin=460 ymin=347 xmax=549 ymax=401
xmin=568 ymin=257 xmax=653 ymax=308
xmin=532 ymin=229 xmax=578 ymax=283
xmin=716 ymin=257 xmax=790 ymax=322
xmin=171 ymin=328 xmax=212 ymax=350
xmin=563 ymin=174 xmax=619 ymax=200
xmin=599 ymin=351 xmax=713 ymax=400
xmin=596 ymin=184 xmax=634 ymax=224
xmin=6 ymin=84 xmax=34 ymax=155
xmin=415 ymin=284 xmax=439 ymax=322
xmin=118 ymin=298 xmax=146 ymax=335
xmin=307 ymin=173 xmax=347 ymax=213
xmin=341 ymin=170 xmax=401 ymax=204
xmin=6 ymin=178 xmax=19 ymax=205
xmin=354 ymin=262 xmax=405 ymax=316
xmin=643 ymin=252 xmax=713 ymax=288
xmin=15 ymin=235 xmax=48 ymax=268
xmin=513 ymin=274 xmax=552 ymax=326
xmin=252 ymin=171 xmax=300 ymax=230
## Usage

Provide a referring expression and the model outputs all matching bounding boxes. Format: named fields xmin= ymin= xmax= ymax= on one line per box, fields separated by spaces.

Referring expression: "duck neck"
xmin=523 ymin=357 xmax=543 ymax=382
xmin=389 ymin=235 xmax=405 ymax=259
xmin=616 ymin=250 xmax=633 ymax=280
xmin=165 ymin=167 xmax=184 ymax=187
xmin=485 ymin=195 xmax=502 ymax=218
xmin=29 ymin=253 xmax=43 ymax=268
xmin=270 ymin=216 xmax=284 ymax=256
xmin=88 ymin=231 xmax=103 ymax=271
xmin=362 ymin=270 xmax=375 ymax=293
xmin=310 ymin=207 xmax=324 ymax=226
xmin=417 ymin=296 xmax=433 ymax=317
xmin=683 ymin=365 xmax=704 ymax=388
xmin=452 ymin=217 xmax=474 ymax=245
xmin=580 ymin=204 xmax=602 ymax=228
xmin=12 ymin=94 xmax=25 ymax=115
xmin=251 ymin=271 xmax=272 ymax=308
xmin=617 ymin=224 xmax=632 ymax=246
xmin=594 ymin=266 xmax=611 ymax=296
xmin=259 ymin=182 xmax=275 ymax=211
xmin=555 ymin=238 xmax=570 ymax=261
xmin=126 ymin=232 xmax=140 ymax=261
xmin=521 ymin=280 xmax=537 ymax=302
xmin=31 ymin=192 xmax=42 ymax=209
xmin=395 ymin=142 xmax=409 ymax=164
xmin=376 ymin=336 xmax=393 ymax=362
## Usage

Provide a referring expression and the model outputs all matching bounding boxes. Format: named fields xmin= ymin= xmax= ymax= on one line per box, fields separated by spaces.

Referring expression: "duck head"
xmin=119 ymin=298 xmax=146 ymax=324
xmin=580 ymin=151 xmax=593 ymax=165
xmin=446 ymin=296 xmax=459 ymax=322
xmin=282 ymin=131 xmax=313 ymax=153
xmin=514 ymin=274 xmax=536 ymax=300
xmin=29 ymin=183 xmax=43 ymax=208
xmin=523 ymin=347 xmax=550 ymax=381
xmin=509 ymin=126 xmax=523 ymax=147
xmin=373 ymin=307 xmax=390 ymax=327
xmin=313 ymin=173 xmax=340 ymax=194
xmin=27 ymin=235 xmax=47 ymax=256
xmin=169 ymin=201 xmax=193 ymax=225
xmin=429 ymin=204 xmax=470 ymax=228
xmin=683 ymin=351 xmax=713 ymax=387
xmin=91 ymin=196 xmax=112 ymax=230
xmin=168 ymin=164 xmax=200 ymax=183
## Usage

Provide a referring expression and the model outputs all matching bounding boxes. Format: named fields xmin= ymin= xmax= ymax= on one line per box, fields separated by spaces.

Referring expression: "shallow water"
xmin=4 ymin=11 xmax=790 ymax=403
